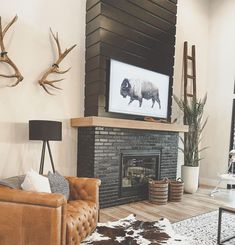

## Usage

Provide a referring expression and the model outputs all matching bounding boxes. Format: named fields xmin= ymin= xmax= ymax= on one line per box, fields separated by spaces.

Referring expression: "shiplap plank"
xmin=150 ymin=0 xmax=177 ymax=14
xmin=87 ymin=0 xmax=100 ymax=11
xmin=85 ymin=69 xmax=106 ymax=84
xmin=100 ymin=42 xmax=174 ymax=76
xmin=85 ymin=81 xmax=105 ymax=97
xmin=99 ymin=15 xmax=173 ymax=49
xmin=86 ymin=15 xmax=101 ymax=35
xmin=86 ymin=29 xmax=100 ymax=48
xmin=102 ymin=0 xmax=175 ymax=32
xmin=86 ymin=43 xmax=100 ymax=60
xmin=86 ymin=56 xmax=107 ymax=72
xmin=86 ymin=2 xmax=101 ymax=23
xmin=101 ymin=2 xmax=175 ymax=44
xmin=128 ymin=0 xmax=176 ymax=24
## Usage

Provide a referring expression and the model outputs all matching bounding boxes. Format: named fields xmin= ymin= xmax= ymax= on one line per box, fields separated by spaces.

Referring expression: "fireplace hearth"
xmin=120 ymin=151 xmax=160 ymax=198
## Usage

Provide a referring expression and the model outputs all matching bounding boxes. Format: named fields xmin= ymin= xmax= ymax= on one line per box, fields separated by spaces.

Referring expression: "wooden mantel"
xmin=71 ymin=117 xmax=188 ymax=133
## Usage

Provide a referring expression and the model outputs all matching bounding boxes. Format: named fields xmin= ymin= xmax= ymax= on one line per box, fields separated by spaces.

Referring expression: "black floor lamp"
xmin=29 ymin=120 xmax=62 ymax=175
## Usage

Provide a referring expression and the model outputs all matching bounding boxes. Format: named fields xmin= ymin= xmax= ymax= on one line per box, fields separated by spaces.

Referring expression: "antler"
xmin=0 ymin=15 xmax=24 ymax=86
xmin=38 ymin=28 xmax=76 ymax=95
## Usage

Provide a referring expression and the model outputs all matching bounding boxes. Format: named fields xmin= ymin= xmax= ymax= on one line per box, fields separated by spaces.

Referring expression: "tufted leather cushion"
xmin=66 ymin=200 xmax=98 ymax=245
xmin=66 ymin=177 xmax=101 ymax=204
xmin=65 ymin=177 xmax=101 ymax=245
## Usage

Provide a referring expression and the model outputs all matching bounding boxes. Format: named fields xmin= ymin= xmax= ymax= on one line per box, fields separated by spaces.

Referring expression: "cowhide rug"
xmin=81 ymin=214 xmax=189 ymax=245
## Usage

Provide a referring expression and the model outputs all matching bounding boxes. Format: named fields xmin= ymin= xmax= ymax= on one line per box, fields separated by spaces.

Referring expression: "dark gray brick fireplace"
xmin=77 ymin=126 xmax=179 ymax=208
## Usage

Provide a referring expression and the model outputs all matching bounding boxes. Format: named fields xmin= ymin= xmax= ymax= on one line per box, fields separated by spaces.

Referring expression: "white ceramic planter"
xmin=181 ymin=165 xmax=199 ymax=193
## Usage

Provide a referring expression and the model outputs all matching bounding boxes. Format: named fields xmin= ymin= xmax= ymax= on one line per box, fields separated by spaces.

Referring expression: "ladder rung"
xmin=186 ymin=75 xmax=196 ymax=79
xmin=184 ymin=42 xmax=197 ymax=106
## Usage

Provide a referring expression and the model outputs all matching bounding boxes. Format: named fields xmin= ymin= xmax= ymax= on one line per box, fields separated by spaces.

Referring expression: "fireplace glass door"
xmin=120 ymin=153 xmax=160 ymax=198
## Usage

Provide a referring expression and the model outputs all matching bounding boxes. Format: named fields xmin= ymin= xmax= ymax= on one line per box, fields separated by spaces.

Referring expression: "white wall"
xmin=174 ymin=0 xmax=235 ymax=186
xmin=0 ymin=0 xmax=86 ymax=178
xmin=200 ymin=0 xmax=235 ymax=186
xmin=173 ymin=0 xmax=210 ymax=177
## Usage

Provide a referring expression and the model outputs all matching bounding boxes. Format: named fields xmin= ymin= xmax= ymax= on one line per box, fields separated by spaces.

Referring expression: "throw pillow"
xmin=48 ymin=171 xmax=69 ymax=199
xmin=21 ymin=169 xmax=51 ymax=193
xmin=0 ymin=175 xmax=25 ymax=189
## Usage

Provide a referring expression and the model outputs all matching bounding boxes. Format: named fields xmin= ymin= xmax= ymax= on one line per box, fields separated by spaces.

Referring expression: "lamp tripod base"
xmin=39 ymin=141 xmax=55 ymax=175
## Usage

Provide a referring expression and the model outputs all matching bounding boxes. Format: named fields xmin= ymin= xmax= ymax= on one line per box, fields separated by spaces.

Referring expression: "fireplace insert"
xmin=120 ymin=151 xmax=161 ymax=198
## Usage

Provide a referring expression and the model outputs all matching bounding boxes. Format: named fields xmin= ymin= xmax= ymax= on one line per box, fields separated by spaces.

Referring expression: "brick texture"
xmin=77 ymin=126 xmax=179 ymax=208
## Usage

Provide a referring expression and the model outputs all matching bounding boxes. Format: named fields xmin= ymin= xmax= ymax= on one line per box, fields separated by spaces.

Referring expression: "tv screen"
xmin=108 ymin=59 xmax=170 ymax=119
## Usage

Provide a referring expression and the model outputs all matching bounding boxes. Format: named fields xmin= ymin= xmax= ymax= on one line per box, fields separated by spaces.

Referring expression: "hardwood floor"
xmin=100 ymin=186 xmax=235 ymax=223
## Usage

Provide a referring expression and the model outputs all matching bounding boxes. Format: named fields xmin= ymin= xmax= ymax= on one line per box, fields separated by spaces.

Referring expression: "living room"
xmin=0 ymin=0 xmax=235 ymax=244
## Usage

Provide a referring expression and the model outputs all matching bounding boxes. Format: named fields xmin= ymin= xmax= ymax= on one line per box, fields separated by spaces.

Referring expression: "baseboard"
xmin=199 ymin=177 xmax=227 ymax=188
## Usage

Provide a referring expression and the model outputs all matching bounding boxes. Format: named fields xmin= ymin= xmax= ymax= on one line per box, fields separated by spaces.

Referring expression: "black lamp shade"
xmin=29 ymin=120 xmax=62 ymax=141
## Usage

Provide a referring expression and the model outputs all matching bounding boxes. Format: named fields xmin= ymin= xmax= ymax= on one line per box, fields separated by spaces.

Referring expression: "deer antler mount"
xmin=38 ymin=28 xmax=76 ymax=95
xmin=0 ymin=15 xmax=24 ymax=86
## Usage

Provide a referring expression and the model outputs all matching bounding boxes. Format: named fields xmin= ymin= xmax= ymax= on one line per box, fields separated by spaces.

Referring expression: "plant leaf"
xmin=174 ymin=94 xmax=208 ymax=167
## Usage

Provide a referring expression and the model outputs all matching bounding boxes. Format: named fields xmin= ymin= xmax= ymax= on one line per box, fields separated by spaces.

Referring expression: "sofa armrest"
xmin=0 ymin=186 xmax=66 ymax=208
xmin=66 ymin=177 xmax=101 ymax=205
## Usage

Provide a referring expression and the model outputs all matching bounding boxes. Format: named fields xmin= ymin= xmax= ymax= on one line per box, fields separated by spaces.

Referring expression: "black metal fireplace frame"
xmin=119 ymin=150 xmax=161 ymax=198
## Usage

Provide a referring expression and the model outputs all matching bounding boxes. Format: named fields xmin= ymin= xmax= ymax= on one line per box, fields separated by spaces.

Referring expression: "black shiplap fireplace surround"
xmin=85 ymin=0 xmax=177 ymax=117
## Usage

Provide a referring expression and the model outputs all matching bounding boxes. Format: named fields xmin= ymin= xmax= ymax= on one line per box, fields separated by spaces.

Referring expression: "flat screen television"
xmin=107 ymin=59 xmax=171 ymax=119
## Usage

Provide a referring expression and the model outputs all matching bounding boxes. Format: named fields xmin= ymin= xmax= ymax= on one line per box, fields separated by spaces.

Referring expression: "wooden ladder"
xmin=183 ymin=41 xmax=197 ymax=123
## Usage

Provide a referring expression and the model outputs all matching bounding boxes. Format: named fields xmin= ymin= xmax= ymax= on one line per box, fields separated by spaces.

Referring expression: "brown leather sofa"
xmin=0 ymin=176 xmax=101 ymax=245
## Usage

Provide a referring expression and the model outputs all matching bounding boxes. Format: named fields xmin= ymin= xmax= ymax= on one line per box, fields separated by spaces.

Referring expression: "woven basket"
xmin=148 ymin=178 xmax=169 ymax=205
xmin=169 ymin=178 xmax=184 ymax=202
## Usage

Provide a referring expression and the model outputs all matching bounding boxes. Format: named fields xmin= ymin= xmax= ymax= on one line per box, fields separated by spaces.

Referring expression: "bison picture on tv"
xmin=108 ymin=59 xmax=170 ymax=119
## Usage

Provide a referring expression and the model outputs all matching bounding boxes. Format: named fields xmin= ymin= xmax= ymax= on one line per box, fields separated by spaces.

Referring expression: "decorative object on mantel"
xmin=144 ymin=116 xmax=177 ymax=124
xmin=29 ymin=120 xmax=62 ymax=174
xmin=81 ymin=214 xmax=188 ymax=244
xmin=174 ymin=94 xmax=208 ymax=193
xmin=0 ymin=15 xmax=24 ymax=86
xmin=38 ymin=28 xmax=76 ymax=95
xmin=144 ymin=116 xmax=168 ymax=123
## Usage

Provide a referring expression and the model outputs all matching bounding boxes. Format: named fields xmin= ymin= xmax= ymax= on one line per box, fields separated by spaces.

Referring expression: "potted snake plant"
xmin=173 ymin=94 xmax=208 ymax=193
